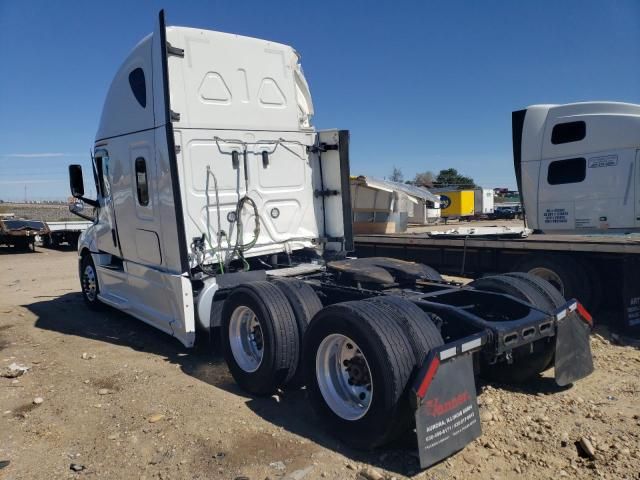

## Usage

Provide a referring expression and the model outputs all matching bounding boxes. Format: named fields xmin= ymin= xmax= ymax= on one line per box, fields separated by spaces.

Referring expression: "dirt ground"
xmin=1 ymin=248 xmax=639 ymax=480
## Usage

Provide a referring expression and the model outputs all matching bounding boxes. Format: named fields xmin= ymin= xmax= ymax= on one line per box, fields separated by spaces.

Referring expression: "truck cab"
xmin=69 ymin=13 xmax=351 ymax=346
xmin=513 ymin=102 xmax=640 ymax=233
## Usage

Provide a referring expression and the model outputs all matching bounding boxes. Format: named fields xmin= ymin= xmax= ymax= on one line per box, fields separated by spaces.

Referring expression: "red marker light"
xmin=576 ymin=302 xmax=593 ymax=327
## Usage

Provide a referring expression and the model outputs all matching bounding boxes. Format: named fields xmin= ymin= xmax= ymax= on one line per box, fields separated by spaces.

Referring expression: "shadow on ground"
xmin=0 ymin=246 xmax=41 ymax=255
xmin=39 ymin=244 xmax=78 ymax=253
xmin=26 ymin=291 xmax=426 ymax=476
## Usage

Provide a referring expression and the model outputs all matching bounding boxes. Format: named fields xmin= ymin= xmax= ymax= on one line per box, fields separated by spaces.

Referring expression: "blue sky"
xmin=1 ymin=0 xmax=639 ymax=201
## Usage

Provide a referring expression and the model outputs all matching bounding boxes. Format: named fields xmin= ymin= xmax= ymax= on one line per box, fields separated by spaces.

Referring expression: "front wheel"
xmin=80 ymin=254 xmax=103 ymax=310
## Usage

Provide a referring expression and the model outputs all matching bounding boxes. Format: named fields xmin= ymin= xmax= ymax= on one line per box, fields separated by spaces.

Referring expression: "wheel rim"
xmin=528 ymin=267 xmax=564 ymax=295
xmin=229 ymin=306 xmax=264 ymax=373
xmin=316 ymin=334 xmax=373 ymax=421
xmin=82 ymin=264 xmax=97 ymax=301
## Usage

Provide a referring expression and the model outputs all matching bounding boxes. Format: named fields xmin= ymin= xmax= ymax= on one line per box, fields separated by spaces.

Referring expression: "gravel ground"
xmin=0 ymin=248 xmax=639 ymax=480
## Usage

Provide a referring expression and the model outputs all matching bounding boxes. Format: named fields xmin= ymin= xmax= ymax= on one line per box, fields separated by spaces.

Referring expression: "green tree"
xmin=434 ymin=168 xmax=475 ymax=189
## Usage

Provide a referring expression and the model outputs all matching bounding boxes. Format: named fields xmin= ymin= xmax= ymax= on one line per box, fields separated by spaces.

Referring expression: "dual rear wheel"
xmin=221 ymin=271 xmax=565 ymax=448
xmin=221 ymin=281 xmax=443 ymax=449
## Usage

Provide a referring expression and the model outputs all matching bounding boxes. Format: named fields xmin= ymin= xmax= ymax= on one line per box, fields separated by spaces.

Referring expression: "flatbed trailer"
xmin=43 ymin=221 xmax=93 ymax=248
xmin=354 ymin=231 xmax=640 ymax=330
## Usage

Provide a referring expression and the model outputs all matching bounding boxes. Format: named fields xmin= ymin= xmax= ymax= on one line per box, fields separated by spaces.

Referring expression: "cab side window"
xmin=128 ymin=68 xmax=147 ymax=108
xmin=551 ymin=121 xmax=586 ymax=144
xmin=135 ymin=157 xmax=149 ymax=206
xmin=547 ymin=157 xmax=586 ymax=185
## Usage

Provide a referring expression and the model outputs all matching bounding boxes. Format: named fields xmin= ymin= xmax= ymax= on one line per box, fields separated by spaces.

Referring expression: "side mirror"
xmin=69 ymin=165 xmax=85 ymax=198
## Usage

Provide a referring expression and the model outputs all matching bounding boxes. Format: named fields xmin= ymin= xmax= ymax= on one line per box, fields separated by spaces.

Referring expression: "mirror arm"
xmin=76 ymin=196 xmax=99 ymax=208
xmin=70 ymin=208 xmax=96 ymax=222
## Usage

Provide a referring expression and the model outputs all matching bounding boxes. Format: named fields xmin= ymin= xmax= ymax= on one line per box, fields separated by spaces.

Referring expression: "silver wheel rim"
xmin=316 ymin=334 xmax=373 ymax=421
xmin=529 ymin=267 xmax=564 ymax=295
xmin=82 ymin=264 xmax=97 ymax=301
xmin=229 ymin=306 xmax=264 ymax=373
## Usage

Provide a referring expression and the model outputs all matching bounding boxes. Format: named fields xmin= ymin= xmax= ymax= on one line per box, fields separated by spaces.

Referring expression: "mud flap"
xmin=413 ymin=344 xmax=483 ymax=469
xmin=554 ymin=301 xmax=594 ymax=387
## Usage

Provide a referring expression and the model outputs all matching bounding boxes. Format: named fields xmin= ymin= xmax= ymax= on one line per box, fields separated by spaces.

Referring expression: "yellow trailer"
xmin=438 ymin=190 xmax=475 ymax=218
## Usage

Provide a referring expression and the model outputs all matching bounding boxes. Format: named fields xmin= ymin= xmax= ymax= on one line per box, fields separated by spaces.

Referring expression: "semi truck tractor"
xmin=68 ymin=11 xmax=593 ymax=469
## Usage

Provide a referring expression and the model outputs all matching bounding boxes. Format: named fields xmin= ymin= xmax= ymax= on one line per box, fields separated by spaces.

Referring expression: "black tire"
xmin=470 ymin=274 xmax=555 ymax=313
xmin=80 ymin=253 xmax=104 ymax=310
xmin=514 ymin=255 xmax=593 ymax=310
xmin=501 ymin=271 xmax=567 ymax=373
xmin=304 ymin=300 xmax=415 ymax=449
xmin=503 ymin=272 xmax=565 ymax=309
xmin=364 ymin=296 xmax=444 ymax=366
xmin=270 ymin=278 xmax=323 ymax=387
xmin=221 ymin=282 xmax=299 ymax=396
xmin=469 ymin=274 xmax=556 ymax=383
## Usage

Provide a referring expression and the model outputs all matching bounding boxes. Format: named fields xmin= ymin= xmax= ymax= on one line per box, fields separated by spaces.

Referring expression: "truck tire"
xmin=364 ymin=296 xmax=444 ymax=366
xmin=361 ymin=296 xmax=445 ymax=441
xmin=80 ymin=253 xmax=104 ymax=310
xmin=270 ymin=278 xmax=323 ymax=387
xmin=514 ymin=255 xmax=594 ymax=310
xmin=469 ymin=274 xmax=555 ymax=383
xmin=503 ymin=272 xmax=565 ymax=309
xmin=502 ymin=272 xmax=567 ymax=373
xmin=304 ymin=300 xmax=415 ymax=449
xmin=221 ymin=282 xmax=299 ymax=396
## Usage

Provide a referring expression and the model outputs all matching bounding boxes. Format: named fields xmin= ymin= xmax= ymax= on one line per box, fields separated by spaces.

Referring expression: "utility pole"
xmin=24 ymin=184 xmax=27 ymax=203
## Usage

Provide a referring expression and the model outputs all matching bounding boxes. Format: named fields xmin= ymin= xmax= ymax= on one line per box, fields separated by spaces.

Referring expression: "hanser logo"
xmin=439 ymin=195 xmax=451 ymax=209
xmin=425 ymin=391 xmax=470 ymax=416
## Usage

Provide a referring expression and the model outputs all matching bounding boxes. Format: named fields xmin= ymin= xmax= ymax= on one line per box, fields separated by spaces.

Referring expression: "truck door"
xmin=94 ymin=148 xmax=122 ymax=258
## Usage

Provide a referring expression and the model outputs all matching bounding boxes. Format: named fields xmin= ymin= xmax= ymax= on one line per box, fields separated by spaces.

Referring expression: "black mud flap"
xmin=554 ymin=301 xmax=594 ymax=387
xmin=413 ymin=336 xmax=485 ymax=469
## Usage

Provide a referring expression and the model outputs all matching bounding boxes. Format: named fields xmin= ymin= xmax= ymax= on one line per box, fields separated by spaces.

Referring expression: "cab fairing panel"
xmin=96 ymin=35 xmax=154 ymax=141
xmin=165 ymin=27 xmax=309 ymax=132
xmin=522 ymin=102 xmax=640 ymax=162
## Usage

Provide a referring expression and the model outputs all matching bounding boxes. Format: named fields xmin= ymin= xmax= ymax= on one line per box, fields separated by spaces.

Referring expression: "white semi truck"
xmin=68 ymin=11 xmax=593 ymax=469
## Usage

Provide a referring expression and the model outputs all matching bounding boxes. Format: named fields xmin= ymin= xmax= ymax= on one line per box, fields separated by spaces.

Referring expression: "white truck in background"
xmin=514 ymin=102 xmax=640 ymax=234
xmin=67 ymin=11 xmax=593 ymax=469
xmin=474 ymin=188 xmax=494 ymax=216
